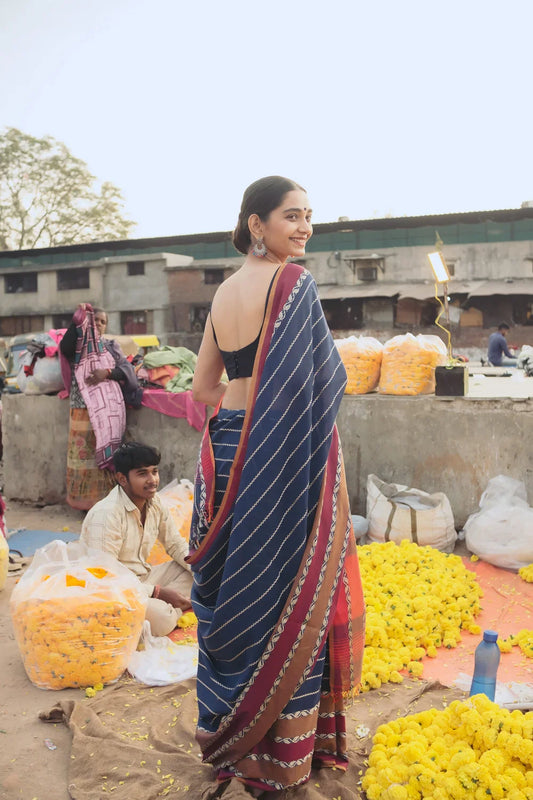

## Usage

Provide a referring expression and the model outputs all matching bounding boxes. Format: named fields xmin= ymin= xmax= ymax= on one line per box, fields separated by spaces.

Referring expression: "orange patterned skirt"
xmin=66 ymin=408 xmax=116 ymax=510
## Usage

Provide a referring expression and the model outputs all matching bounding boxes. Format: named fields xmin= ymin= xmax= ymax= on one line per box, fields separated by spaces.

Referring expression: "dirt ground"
xmin=1 ymin=496 xmax=85 ymax=800
xmin=0 ymin=472 xmax=471 ymax=800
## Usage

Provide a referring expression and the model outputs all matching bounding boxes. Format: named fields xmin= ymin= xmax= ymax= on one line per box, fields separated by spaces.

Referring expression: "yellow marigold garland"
xmin=358 ymin=540 xmax=483 ymax=691
xmin=177 ymin=611 xmax=197 ymax=629
xmin=498 ymin=630 xmax=533 ymax=660
xmin=362 ymin=694 xmax=533 ymax=800
xmin=519 ymin=563 xmax=533 ymax=583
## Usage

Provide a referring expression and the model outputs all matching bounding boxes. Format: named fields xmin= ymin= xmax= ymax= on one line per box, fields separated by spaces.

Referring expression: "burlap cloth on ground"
xmin=40 ymin=677 xmax=465 ymax=800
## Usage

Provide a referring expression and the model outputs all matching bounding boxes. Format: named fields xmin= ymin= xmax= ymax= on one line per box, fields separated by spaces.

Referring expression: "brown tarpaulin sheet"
xmin=40 ymin=677 xmax=465 ymax=800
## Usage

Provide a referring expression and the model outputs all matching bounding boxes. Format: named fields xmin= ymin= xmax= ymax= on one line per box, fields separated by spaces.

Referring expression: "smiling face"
xmin=117 ymin=464 xmax=160 ymax=508
xmin=94 ymin=310 xmax=108 ymax=337
xmin=251 ymin=189 xmax=313 ymax=262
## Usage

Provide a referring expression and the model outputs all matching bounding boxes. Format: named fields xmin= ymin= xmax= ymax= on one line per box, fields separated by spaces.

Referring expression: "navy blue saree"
xmin=188 ymin=263 xmax=365 ymax=792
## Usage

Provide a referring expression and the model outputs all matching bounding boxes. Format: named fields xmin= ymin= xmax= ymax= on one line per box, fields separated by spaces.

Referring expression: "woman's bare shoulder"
xmin=211 ymin=272 xmax=239 ymax=310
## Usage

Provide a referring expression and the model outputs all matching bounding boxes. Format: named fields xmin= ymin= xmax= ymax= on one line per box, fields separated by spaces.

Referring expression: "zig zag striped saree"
xmin=188 ymin=263 xmax=365 ymax=792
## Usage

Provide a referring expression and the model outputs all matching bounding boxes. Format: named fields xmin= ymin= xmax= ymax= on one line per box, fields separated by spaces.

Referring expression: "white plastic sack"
xmin=17 ymin=354 xmax=64 ymax=395
xmin=159 ymin=478 xmax=194 ymax=539
xmin=464 ymin=475 xmax=533 ymax=570
xmin=128 ymin=620 xmax=198 ymax=686
xmin=366 ymin=473 xmax=457 ymax=553
xmin=351 ymin=514 xmax=369 ymax=541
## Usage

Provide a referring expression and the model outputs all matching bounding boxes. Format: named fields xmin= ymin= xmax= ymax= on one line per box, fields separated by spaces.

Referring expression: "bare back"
xmin=210 ymin=263 xmax=280 ymax=409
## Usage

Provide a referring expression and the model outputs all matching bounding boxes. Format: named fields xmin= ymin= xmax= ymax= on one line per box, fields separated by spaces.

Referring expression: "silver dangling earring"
xmin=252 ymin=237 xmax=267 ymax=257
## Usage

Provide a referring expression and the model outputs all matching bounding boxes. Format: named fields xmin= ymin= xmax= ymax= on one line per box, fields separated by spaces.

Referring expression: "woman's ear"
xmin=248 ymin=213 xmax=263 ymax=239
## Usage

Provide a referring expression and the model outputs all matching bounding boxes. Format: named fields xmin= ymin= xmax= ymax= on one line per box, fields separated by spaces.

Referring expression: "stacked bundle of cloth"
xmin=140 ymin=347 xmax=197 ymax=393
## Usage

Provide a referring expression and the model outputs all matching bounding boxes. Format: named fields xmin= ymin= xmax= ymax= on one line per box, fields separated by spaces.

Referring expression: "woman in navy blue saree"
xmin=189 ymin=177 xmax=365 ymax=795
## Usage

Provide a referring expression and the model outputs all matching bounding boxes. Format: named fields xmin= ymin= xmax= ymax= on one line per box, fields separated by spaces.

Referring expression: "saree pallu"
xmin=66 ymin=408 xmax=116 ymax=510
xmin=188 ymin=264 xmax=365 ymax=792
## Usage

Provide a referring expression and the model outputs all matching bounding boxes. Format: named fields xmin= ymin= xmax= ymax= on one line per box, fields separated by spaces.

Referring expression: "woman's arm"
xmin=59 ymin=304 xmax=88 ymax=358
xmin=59 ymin=321 xmax=78 ymax=358
xmin=192 ymin=313 xmax=226 ymax=407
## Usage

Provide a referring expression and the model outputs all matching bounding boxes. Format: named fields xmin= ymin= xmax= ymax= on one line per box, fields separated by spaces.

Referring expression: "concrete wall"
xmin=4 ymin=392 xmax=533 ymax=529
xmin=0 ymin=253 xmax=194 ymax=339
xmin=0 ymin=263 xmax=105 ymax=317
xmin=307 ymin=240 xmax=533 ymax=285
xmin=336 ymin=394 xmax=533 ymax=526
xmin=3 ymin=395 xmax=202 ymax=506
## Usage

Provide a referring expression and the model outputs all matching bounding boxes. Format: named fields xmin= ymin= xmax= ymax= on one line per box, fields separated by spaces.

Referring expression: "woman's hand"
xmin=86 ymin=368 xmax=109 ymax=385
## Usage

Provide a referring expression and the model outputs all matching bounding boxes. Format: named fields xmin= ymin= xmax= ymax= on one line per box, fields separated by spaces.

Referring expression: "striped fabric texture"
xmin=73 ymin=306 xmax=125 ymax=469
xmin=188 ymin=263 xmax=365 ymax=791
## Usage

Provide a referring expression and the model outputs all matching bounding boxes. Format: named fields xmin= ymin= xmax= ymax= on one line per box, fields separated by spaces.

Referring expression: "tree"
xmin=0 ymin=127 xmax=135 ymax=250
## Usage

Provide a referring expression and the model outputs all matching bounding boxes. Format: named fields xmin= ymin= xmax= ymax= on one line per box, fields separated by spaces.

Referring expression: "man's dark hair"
xmin=497 ymin=322 xmax=510 ymax=331
xmin=113 ymin=442 xmax=161 ymax=475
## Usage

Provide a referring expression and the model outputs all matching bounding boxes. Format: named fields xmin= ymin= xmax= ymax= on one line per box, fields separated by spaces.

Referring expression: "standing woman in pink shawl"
xmin=59 ymin=304 xmax=141 ymax=510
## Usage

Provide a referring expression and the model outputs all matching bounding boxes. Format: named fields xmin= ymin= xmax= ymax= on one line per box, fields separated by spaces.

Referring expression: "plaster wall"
xmin=0 ymin=265 xmax=105 ymax=315
xmin=192 ymin=239 xmax=533 ymax=291
xmin=306 ymin=240 xmax=533 ymax=285
xmin=4 ymin=393 xmax=532 ymax=530
xmin=3 ymin=395 xmax=202 ymax=505
xmin=103 ymin=259 xmax=168 ymax=312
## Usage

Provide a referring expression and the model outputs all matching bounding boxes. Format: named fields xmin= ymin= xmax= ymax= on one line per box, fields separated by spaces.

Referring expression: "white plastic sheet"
xmin=128 ymin=621 xmax=198 ymax=686
xmin=464 ymin=475 xmax=533 ymax=570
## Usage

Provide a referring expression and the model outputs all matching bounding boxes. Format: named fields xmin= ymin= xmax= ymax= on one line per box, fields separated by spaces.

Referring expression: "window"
xmin=127 ymin=261 xmax=145 ymax=276
xmin=52 ymin=314 xmax=74 ymax=330
xmin=343 ymin=255 xmax=385 ymax=281
xmin=190 ymin=305 xmax=210 ymax=332
xmin=57 ymin=267 xmax=90 ymax=291
xmin=0 ymin=315 xmax=45 ymax=336
xmin=357 ymin=266 xmax=378 ymax=281
xmin=204 ymin=269 xmax=224 ymax=285
xmin=5 ymin=272 xmax=38 ymax=293
xmin=121 ymin=310 xmax=148 ymax=335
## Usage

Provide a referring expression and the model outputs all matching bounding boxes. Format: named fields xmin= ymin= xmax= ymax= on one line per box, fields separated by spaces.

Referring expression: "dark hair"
xmin=93 ymin=306 xmax=107 ymax=321
xmin=232 ymin=176 xmax=305 ymax=255
xmin=113 ymin=442 xmax=161 ymax=475
xmin=498 ymin=322 xmax=510 ymax=331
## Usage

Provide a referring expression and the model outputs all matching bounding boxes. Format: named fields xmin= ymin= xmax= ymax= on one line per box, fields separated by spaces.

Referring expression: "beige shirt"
xmin=80 ymin=485 xmax=190 ymax=579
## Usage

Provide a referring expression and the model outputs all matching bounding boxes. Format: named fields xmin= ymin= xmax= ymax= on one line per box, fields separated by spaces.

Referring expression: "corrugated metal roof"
xmin=319 ymin=283 xmax=404 ymax=300
xmin=319 ymin=279 xmax=531 ymax=302
xmin=467 ymin=279 xmax=533 ymax=296
xmin=2 ymin=206 xmax=533 ymax=260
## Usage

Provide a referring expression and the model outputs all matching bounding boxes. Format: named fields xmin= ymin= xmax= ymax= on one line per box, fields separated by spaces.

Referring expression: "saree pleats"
xmin=188 ymin=264 xmax=365 ymax=791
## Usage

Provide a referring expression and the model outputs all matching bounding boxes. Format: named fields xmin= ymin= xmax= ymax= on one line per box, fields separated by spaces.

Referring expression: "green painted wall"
xmin=2 ymin=218 xmax=533 ymax=269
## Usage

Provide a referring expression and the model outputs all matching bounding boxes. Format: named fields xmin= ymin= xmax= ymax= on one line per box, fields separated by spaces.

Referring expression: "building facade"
xmin=1 ymin=207 xmax=533 ymax=349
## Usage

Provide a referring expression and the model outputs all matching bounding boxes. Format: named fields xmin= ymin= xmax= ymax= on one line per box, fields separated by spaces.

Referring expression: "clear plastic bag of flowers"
xmin=0 ymin=532 xmax=8 ymax=592
xmin=335 ymin=335 xmax=383 ymax=394
xmin=10 ymin=540 xmax=146 ymax=690
xmin=379 ymin=333 xmax=447 ymax=395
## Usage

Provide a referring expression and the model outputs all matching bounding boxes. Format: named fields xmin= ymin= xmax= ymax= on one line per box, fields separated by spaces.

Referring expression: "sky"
xmin=1 ymin=0 xmax=533 ymax=239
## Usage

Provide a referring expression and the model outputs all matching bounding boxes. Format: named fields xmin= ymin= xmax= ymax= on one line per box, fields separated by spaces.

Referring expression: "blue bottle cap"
xmin=483 ymin=630 xmax=498 ymax=643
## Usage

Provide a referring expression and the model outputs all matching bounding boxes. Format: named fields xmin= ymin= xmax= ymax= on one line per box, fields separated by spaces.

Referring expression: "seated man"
xmin=487 ymin=322 xmax=517 ymax=367
xmin=80 ymin=441 xmax=192 ymax=636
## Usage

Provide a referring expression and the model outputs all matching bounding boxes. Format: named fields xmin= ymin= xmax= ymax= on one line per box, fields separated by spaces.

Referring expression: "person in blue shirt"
xmin=487 ymin=322 xmax=517 ymax=366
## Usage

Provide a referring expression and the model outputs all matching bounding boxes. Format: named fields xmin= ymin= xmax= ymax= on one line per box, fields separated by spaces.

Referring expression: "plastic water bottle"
xmin=469 ymin=630 xmax=500 ymax=701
